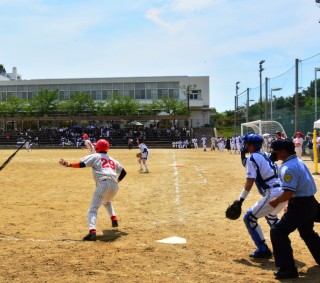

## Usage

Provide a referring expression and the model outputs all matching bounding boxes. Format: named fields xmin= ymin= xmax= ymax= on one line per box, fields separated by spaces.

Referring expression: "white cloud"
xmin=145 ymin=8 xmax=182 ymax=33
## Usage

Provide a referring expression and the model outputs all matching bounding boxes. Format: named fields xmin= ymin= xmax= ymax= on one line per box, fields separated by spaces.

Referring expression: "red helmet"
xmin=83 ymin=134 xmax=89 ymax=140
xmin=95 ymin=139 xmax=109 ymax=153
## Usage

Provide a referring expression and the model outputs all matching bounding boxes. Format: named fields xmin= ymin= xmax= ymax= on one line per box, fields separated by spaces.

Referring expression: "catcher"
xmin=226 ymin=133 xmax=287 ymax=258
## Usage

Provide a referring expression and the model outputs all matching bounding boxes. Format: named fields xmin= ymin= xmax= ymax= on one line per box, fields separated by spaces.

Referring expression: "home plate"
xmin=156 ymin=236 xmax=187 ymax=244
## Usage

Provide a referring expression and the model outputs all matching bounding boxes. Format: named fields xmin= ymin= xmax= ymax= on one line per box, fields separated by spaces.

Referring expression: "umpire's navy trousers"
xmin=270 ymin=195 xmax=320 ymax=268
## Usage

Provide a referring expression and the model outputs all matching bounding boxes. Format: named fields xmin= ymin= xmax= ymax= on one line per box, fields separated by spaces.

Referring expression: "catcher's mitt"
xmin=136 ymin=152 xmax=142 ymax=158
xmin=226 ymin=200 xmax=242 ymax=220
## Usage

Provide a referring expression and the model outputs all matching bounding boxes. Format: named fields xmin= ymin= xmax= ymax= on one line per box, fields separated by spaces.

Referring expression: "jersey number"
xmin=101 ymin=158 xmax=115 ymax=169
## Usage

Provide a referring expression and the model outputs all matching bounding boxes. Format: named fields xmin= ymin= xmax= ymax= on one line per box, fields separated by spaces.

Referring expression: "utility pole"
xmin=315 ymin=68 xmax=320 ymax=121
xmin=246 ymin=88 xmax=250 ymax=122
xmin=265 ymin=77 xmax=268 ymax=120
xmin=259 ymin=60 xmax=265 ymax=120
xmin=295 ymin=58 xmax=299 ymax=133
xmin=234 ymin=81 xmax=240 ymax=134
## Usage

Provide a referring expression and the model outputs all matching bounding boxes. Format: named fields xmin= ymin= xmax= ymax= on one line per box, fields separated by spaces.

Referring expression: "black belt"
xmin=272 ymin=184 xmax=280 ymax=188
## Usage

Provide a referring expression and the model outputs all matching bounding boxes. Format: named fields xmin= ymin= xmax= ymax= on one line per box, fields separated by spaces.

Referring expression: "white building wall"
xmin=0 ymin=75 xmax=211 ymax=127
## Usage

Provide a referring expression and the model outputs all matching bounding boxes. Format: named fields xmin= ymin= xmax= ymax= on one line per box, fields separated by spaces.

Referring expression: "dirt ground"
xmin=1 ymin=147 xmax=320 ymax=283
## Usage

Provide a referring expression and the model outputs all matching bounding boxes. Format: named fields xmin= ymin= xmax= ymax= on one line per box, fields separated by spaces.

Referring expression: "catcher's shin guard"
xmin=243 ymin=209 xmax=267 ymax=250
xmin=265 ymin=214 xmax=279 ymax=227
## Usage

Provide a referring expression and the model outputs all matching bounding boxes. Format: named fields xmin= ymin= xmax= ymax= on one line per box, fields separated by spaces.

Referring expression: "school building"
xmin=0 ymin=67 xmax=211 ymax=128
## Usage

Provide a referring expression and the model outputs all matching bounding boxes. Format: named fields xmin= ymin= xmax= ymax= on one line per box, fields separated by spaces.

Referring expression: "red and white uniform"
xmin=84 ymin=139 xmax=95 ymax=154
xmin=293 ymin=137 xmax=303 ymax=158
xmin=81 ymin=153 xmax=124 ymax=230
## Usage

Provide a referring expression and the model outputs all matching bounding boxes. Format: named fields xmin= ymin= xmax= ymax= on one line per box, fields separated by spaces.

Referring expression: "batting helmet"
xmin=83 ymin=133 xmax=89 ymax=140
xmin=95 ymin=139 xmax=110 ymax=153
xmin=242 ymin=133 xmax=263 ymax=151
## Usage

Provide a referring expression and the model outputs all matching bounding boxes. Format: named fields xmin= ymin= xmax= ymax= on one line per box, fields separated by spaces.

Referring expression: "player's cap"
xmin=83 ymin=133 xmax=89 ymax=140
xmin=270 ymin=138 xmax=295 ymax=154
xmin=296 ymin=131 xmax=303 ymax=136
xmin=275 ymin=131 xmax=281 ymax=135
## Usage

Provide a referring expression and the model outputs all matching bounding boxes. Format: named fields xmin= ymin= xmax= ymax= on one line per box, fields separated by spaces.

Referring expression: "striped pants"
xmin=88 ymin=179 xmax=119 ymax=230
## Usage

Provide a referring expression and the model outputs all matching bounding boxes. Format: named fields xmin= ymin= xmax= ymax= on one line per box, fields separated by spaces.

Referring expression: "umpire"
xmin=269 ymin=138 xmax=320 ymax=279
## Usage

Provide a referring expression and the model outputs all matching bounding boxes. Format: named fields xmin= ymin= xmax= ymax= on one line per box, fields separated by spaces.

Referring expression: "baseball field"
xmin=1 ymin=147 xmax=320 ymax=282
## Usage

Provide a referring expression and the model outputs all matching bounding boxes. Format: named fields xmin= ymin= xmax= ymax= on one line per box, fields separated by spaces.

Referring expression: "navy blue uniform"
xmin=271 ymin=155 xmax=320 ymax=268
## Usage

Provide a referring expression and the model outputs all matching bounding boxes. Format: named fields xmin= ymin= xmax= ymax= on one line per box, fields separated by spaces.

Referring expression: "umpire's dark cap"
xmin=275 ymin=131 xmax=281 ymax=135
xmin=270 ymin=138 xmax=295 ymax=154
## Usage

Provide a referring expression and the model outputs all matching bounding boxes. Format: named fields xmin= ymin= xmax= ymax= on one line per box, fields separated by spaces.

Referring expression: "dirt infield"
xmin=1 ymin=148 xmax=320 ymax=282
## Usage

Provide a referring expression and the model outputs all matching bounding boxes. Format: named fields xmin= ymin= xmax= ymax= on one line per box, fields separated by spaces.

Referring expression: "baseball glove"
xmin=136 ymin=152 xmax=142 ymax=158
xmin=226 ymin=200 xmax=242 ymax=220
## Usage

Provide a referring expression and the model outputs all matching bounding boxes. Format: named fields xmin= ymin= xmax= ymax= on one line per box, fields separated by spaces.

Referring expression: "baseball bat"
xmin=0 ymin=137 xmax=31 ymax=172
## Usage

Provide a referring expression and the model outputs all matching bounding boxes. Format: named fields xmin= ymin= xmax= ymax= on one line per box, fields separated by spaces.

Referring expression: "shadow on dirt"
xmin=98 ymin=229 xmax=128 ymax=242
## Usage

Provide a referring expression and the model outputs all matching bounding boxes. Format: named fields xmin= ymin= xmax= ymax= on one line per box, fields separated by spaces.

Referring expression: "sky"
xmin=1 ymin=0 xmax=320 ymax=112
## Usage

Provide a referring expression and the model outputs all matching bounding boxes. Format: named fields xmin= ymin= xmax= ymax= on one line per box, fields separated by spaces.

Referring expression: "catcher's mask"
xmin=269 ymin=138 xmax=295 ymax=162
xmin=241 ymin=133 xmax=263 ymax=152
xmin=95 ymin=139 xmax=110 ymax=153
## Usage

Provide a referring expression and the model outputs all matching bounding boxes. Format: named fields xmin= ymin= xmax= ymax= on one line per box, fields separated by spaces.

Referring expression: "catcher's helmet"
xmin=83 ymin=133 xmax=89 ymax=140
xmin=95 ymin=139 xmax=110 ymax=153
xmin=242 ymin=133 xmax=263 ymax=151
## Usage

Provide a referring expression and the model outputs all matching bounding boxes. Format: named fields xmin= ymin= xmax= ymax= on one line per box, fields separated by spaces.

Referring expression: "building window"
xmin=124 ymin=89 xmax=134 ymax=98
xmin=157 ymin=82 xmax=168 ymax=88
xmin=102 ymin=83 xmax=112 ymax=89
xmin=158 ymin=89 xmax=168 ymax=98
xmin=168 ymin=82 xmax=179 ymax=88
xmin=113 ymin=83 xmax=123 ymax=90
xmin=0 ymin=92 xmax=6 ymax=101
xmin=146 ymin=82 xmax=157 ymax=89
xmin=27 ymin=92 xmax=33 ymax=100
xmin=135 ymin=89 xmax=145 ymax=99
xmin=190 ymin=90 xmax=200 ymax=100
xmin=146 ymin=89 xmax=157 ymax=99
xmin=92 ymin=90 xmax=102 ymax=100
xmin=102 ymin=90 xmax=113 ymax=100
xmin=135 ymin=83 xmax=145 ymax=89
xmin=124 ymin=83 xmax=134 ymax=89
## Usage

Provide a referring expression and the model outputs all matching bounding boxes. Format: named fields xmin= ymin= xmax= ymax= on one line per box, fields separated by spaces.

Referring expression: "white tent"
xmin=314 ymin=119 xmax=320 ymax=128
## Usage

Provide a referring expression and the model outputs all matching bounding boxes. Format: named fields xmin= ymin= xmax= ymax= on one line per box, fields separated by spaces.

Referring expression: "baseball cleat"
xmin=274 ymin=267 xmax=298 ymax=279
xmin=83 ymin=232 xmax=97 ymax=241
xmin=249 ymin=248 xmax=272 ymax=259
xmin=111 ymin=216 xmax=118 ymax=227
xmin=144 ymin=170 xmax=150 ymax=173
xmin=138 ymin=168 xmax=143 ymax=172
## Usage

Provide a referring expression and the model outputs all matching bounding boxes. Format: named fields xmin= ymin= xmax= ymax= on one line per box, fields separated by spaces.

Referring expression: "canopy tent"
xmin=314 ymin=119 xmax=320 ymax=128
xmin=128 ymin=121 xmax=143 ymax=126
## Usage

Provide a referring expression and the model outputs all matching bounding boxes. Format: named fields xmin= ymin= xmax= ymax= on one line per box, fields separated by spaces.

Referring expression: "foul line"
xmin=194 ymin=166 xmax=208 ymax=185
xmin=173 ymin=151 xmax=184 ymax=222
xmin=0 ymin=233 xmax=80 ymax=243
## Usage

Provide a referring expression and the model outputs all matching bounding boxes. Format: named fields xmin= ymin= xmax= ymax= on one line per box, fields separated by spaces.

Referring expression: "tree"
xmin=105 ymin=94 xmax=140 ymax=116
xmin=157 ymin=97 xmax=188 ymax=115
xmin=58 ymin=92 xmax=96 ymax=115
xmin=0 ymin=64 xmax=6 ymax=74
xmin=157 ymin=97 xmax=188 ymax=127
xmin=2 ymin=97 xmax=26 ymax=116
xmin=29 ymin=89 xmax=59 ymax=115
xmin=140 ymin=100 xmax=162 ymax=116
